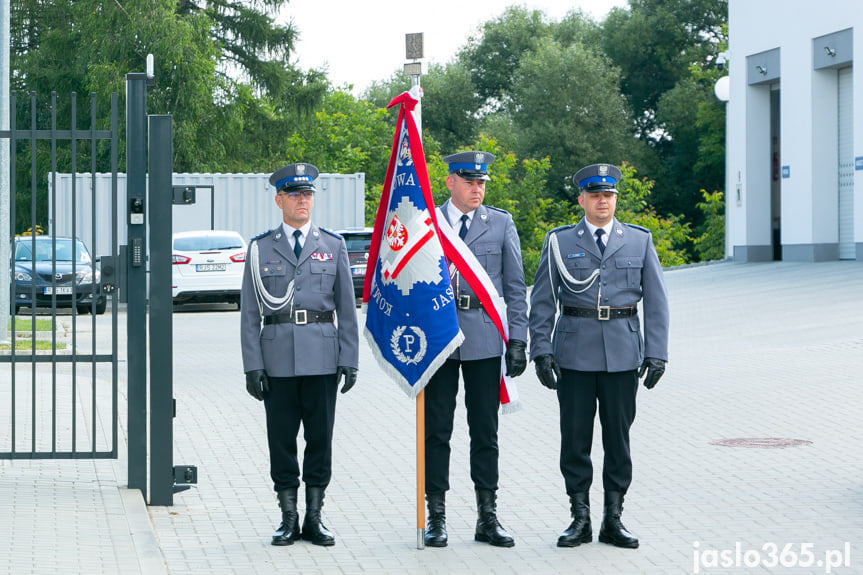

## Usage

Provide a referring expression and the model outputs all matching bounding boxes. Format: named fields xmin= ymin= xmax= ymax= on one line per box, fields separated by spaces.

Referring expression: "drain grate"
xmin=709 ymin=438 xmax=813 ymax=449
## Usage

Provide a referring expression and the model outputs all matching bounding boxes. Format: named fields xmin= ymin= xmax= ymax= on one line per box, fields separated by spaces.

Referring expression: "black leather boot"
xmin=425 ymin=492 xmax=448 ymax=547
xmin=272 ymin=488 xmax=300 ymax=546
xmin=301 ymin=486 xmax=335 ymax=546
xmin=474 ymin=488 xmax=515 ymax=547
xmin=557 ymin=492 xmax=591 ymax=547
xmin=598 ymin=491 xmax=639 ymax=549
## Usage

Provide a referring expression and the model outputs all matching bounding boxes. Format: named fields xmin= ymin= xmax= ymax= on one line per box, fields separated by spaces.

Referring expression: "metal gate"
xmin=1 ymin=90 xmax=119 ymax=459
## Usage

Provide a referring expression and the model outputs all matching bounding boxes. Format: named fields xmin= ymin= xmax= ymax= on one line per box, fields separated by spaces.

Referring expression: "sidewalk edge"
xmin=120 ymin=488 xmax=169 ymax=575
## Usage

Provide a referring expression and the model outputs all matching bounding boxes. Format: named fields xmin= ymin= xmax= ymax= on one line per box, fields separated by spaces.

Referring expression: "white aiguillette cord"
xmin=249 ymin=240 xmax=295 ymax=315
xmin=548 ymin=231 xmax=601 ymax=306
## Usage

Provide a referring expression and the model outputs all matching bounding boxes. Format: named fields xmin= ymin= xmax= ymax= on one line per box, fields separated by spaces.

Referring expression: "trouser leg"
xmin=557 ymin=369 xmax=599 ymax=494
xmin=300 ymin=373 xmax=339 ymax=488
xmin=424 ymin=360 xmax=459 ymax=495
xmin=596 ymin=370 xmax=638 ymax=493
xmin=462 ymin=357 xmax=502 ymax=491
xmin=264 ymin=376 xmax=303 ymax=492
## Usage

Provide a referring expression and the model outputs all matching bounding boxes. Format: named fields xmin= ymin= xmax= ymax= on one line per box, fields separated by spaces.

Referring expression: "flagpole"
xmin=416 ymin=388 xmax=425 ymax=549
xmin=404 ymin=33 xmax=425 ymax=550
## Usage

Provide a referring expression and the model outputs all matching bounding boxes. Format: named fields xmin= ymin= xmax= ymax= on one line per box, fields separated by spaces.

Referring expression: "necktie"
xmin=459 ymin=214 xmax=469 ymax=240
xmin=293 ymin=229 xmax=302 ymax=258
xmin=595 ymin=228 xmax=606 ymax=255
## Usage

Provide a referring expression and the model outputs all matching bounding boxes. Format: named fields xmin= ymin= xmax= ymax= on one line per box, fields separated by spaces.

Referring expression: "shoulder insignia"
xmin=625 ymin=223 xmax=650 ymax=233
xmin=486 ymin=205 xmax=510 ymax=216
xmin=251 ymin=229 xmax=273 ymax=242
xmin=549 ymin=223 xmax=576 ymax=234
xmin=319 ymin=227 xmax=343 ymax=239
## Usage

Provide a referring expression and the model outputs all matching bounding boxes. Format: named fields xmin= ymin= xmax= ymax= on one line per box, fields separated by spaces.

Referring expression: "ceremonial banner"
xmin=364 ymin=88 xmax=463 ymax=397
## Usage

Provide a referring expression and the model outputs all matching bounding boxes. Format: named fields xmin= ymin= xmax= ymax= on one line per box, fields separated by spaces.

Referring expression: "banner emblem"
xmin=391 ymin=326 xmax=428 ymax=365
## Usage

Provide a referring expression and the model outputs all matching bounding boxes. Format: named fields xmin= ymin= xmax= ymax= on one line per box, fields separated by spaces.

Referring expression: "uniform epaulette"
xmin=624 ymin=223 xmax=650 ymax=233
xmin=251 ymin=229 xmax=273 ymax=242
xmin=486 ymin=206 xmax=511 ymax=216
xmin=319 ymin=227 xmax=343 ymax=239
xmin=550 ymin=223 xmax=577 ymax=234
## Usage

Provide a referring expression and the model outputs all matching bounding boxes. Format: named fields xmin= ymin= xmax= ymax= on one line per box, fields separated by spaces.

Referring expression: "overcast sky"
xmin=279 ymin=1 xmax=627 ymax=94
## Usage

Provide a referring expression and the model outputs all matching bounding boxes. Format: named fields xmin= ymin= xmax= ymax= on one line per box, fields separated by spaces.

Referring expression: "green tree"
xmin=508 ymin=38 xmax=634 ymax=198
xmin=176 ymin=0 xmax=327 ymax=115
xmin=600 ymin=0 xmax=728 ymax=238
xmin=693 ymin=189 xmax=725 ymax=261
xmin=9 ymin=0 xmax=327 ymax=231
xmin=417 ymin=63 xmax=485 ymax=153
xmin=459 ymin=6 xmax=550 ymax=109
xmin=282 ymin=90 xmax=393 ymax=189
xmin=601 ymin=0 xmax=726 ymax=138
xmin=614 ymin=163 xmax=690 ymax=267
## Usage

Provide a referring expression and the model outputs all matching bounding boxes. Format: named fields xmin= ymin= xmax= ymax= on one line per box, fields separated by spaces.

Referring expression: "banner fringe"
xmin=364 ymin=327 xmax=465 ymax=399
xmin=501 ymin=399 xmax=522 ymax=415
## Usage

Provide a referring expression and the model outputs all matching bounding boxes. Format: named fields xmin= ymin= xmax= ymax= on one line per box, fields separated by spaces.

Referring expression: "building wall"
xmin=727 ymin=0 xmax=863 ymax=261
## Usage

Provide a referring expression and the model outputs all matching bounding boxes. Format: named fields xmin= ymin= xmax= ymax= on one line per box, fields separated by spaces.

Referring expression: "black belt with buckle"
xmin=263 ymin=310 xmax=335 ymax=325
xmin=456 ymin=294 xmax=484 ymax=310
xmin=562 ymin=306 xmax=637 ymax=320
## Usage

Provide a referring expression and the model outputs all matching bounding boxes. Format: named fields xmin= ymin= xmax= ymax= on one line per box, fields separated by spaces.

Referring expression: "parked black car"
xmin=10 ymin=236 xmax=106 ymax=315
xmin=335 ymin=227 xmax=373 ymax=298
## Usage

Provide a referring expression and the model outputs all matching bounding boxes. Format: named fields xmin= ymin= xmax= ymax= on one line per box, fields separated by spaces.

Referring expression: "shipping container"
xmin=48 ymin=172 xmax=365 ymax=258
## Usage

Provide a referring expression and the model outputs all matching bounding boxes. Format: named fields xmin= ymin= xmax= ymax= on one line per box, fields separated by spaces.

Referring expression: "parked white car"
xmin=172 ymin=230 xmax=246 ymax=308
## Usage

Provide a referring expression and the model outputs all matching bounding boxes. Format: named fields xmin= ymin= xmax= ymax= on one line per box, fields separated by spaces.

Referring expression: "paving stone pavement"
xmin=2 ymin=261 xmax=863 ymax=574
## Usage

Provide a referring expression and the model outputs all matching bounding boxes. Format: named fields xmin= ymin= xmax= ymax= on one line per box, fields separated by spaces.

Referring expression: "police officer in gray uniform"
xmin=423 ymin=151 xmax=529 ymax=548
xmin=529 ymin=163 xmax=669 ymax=550
xmin=241 ymin=163 xmax=359 ymax=547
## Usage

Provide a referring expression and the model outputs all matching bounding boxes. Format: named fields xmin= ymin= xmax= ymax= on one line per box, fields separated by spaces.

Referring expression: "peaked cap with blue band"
xmin=444 ymin=151 xmax=495 ymax=181
xmin=269 ymin=162 xmax=319 ymax=192
xmin=573 ymin=163 xmax=622 ymax=193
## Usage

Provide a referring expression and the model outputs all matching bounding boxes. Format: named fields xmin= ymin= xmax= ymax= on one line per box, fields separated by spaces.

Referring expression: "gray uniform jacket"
xmin=240 ymin=224 xmax=359 ymax=377
xmin=529 ymin=218 xmax=669 ymax=373
xmin=440 ymin=200 xmax=529 ymax=361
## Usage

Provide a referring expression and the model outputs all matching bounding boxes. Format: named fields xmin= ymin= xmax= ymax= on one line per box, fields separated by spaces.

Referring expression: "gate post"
xmin=148 ymin=115 xmax=174 ymax=505
xmin=125 ymin=72 xmax=150 ymax=495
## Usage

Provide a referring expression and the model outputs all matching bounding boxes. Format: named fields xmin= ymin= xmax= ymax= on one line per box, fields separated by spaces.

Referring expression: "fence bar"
xmin=111 ymin=92 xmax=119 ymax=458
xmin=50 ymin=92 xmax=57 ymax=455
xmin=70 ymin=92 xmax=78 ymax=455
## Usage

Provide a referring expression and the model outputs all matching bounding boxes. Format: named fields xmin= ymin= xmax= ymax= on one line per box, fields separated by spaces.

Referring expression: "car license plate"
xmin=196 ymin=264 xmax=226 ymax=272
xmin=351 ymin=265 xmax=366 ymax=276
xmin=44 ymin=286 xmax=73 ymax=295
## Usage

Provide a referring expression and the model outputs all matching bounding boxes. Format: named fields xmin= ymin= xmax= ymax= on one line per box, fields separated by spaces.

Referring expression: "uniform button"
xmin=603 ymin=280 xmax=607 ymax=286
xmin=602 ymin=264 xmax=607 ymax=269
xmin=296 ymin=270 xmax=302 ymax=276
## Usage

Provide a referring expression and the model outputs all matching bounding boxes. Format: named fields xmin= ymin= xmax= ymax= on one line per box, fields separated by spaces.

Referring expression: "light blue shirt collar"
xmin=283 ymin=221 xmax=312 ymax=248
xmin=584 ymin=219 xmax=612 ymax=239
xmin=447 ymin=202 xmax=475 ymax=228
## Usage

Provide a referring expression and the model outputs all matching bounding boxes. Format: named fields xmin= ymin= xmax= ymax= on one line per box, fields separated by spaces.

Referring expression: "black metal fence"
xmin=1 ymin=91 xmax=119 ymax=459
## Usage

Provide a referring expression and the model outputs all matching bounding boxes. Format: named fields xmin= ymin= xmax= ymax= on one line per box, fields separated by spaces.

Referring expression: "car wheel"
xmin=95 ymin=298 xmax=107 ymax=315
xmin=77 ymin=305 xmax=91 ymax=315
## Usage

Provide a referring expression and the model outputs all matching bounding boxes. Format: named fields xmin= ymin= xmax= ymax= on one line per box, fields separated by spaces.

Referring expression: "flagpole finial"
xmin=406 ymin=33 xmax=424 ymax=60
xmin=404 ymin=33 xmax=425 ymax=78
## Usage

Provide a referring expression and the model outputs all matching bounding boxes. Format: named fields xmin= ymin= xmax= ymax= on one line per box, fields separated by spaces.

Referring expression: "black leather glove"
xmin=504 ymin=339 xmax=527 ymax=377
xmin=245 ymin=369 xmax=269 ymax=401
xmin=534 ymin=354 xmax=560 ymax=390
xmin=336 ymin=366 xmax=358 ymax=394
xmin=638 ymin=358 xmax=666 ymax=389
